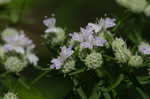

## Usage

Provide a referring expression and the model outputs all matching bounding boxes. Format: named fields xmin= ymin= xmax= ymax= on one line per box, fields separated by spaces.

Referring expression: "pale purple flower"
xmin=43 ymin=18 xmax=58 ymax=33
xmin=93 ymin=37 xmax=107 ymax=46
xmin=50 ymin=57 xmax=64 ymax=69
xmin=70 ymin=27 xmax=107 ymax=49
xmin=80 ymin=36 xmax=106 ymax=49
xmin=2 ymin=31 xmax=34 ymax=54
xmin=70 ymin=32 xmax=83 ymax=42
xmin=102 ymin=18 xmax=116 ymax=29
xmin=50 ymin=46 xmax=74 ymax=69
xmin=139 ymin=43 xmax=150 ymax=55
xmin=85 ymin=17 xmax=116 ymax=34
xmin=87 ymin=23 xmax=102 ymax=33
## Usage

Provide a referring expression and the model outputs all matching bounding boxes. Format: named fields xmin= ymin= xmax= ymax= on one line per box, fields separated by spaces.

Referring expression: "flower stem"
xmin=72 ymin=78 xmax=87 ymax=99
xmin=31 ymin=71 xmax=49 ymax=85
xmin=106 ymin=74 xmax=124 ymax=91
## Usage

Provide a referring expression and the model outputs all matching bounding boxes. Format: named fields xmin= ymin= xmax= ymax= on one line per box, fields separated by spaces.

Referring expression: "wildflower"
xmin=4 ymin=56 xmax=27 ymax=72
xmin=2 ymin=30 xmax=34 ymax=54
xmin=43 ymin=18 xmax=56 ymax=33
xmin=70 ymin=28 xmax=106 ymax=49
xmin=116 ymin=0 xmax=148 ymax=13
xmin=87 ymin=17 xmax=116 ymax=33
xmin=50 ymin=46 xmax=74 ymax=69
xmin=3 ymin=92 xmax=19 ymax=99
xmin=62 ymin=59 xmax=75 ymax=73
xmin=138 ymin=42 xmax=150 ymax=55
xmin=43 ymin=18 xmax=65 ymax=44
xmin=84 ymin=52 xmax=103 ymax=69
xmin=128 ymin=55 xmax=143 ymax=67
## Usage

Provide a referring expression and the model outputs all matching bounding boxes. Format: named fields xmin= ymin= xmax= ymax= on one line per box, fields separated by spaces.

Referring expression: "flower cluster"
xmin=0 ymin=28 xmax=39 ymax=72
xmin=70 ymin=17 xmax=115 ymax=49
xmin=111 ymin=38 xmax=143 ymax=67
xmin=47 ymin=17 xmax=116 ymax=71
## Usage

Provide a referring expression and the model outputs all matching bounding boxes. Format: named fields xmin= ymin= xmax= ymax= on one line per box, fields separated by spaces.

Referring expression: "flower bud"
xmin=4 ymin=56 xmax=27 ymax=72
xmin=114 ymin=48 xmax=131 ymax=63
xmin=3 ymin=92 xmax=19 ymax=99
xmin=84 ymin=52 xmax=103 ymax=69
xmin=128 ymin=55 xmax=143 ymax=67
xmin=112 ymin=38 xmax=127 ymax=50
xmin=62 ymin=59 xmax=75 ymax=73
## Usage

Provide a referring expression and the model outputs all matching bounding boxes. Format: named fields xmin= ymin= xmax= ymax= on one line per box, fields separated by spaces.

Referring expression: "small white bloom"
xmin=26 ymin=53 xmax=39 ymax=66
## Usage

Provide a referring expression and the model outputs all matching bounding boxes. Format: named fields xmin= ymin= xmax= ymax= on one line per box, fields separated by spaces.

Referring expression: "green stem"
xmin=127 ymin=72 xmax=150 ymax=99
xmin=31 ymin=71 xmax=49 ymax=85
xmin=89 ymin=81 xmax=102 ymax=99
xmin=72 ymin=78 xmax=87 ymax=99
xmin=69 ymin=68 xmax=85 ymax=76
xmin=107 ymin=74 xmax=124 ymax=91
